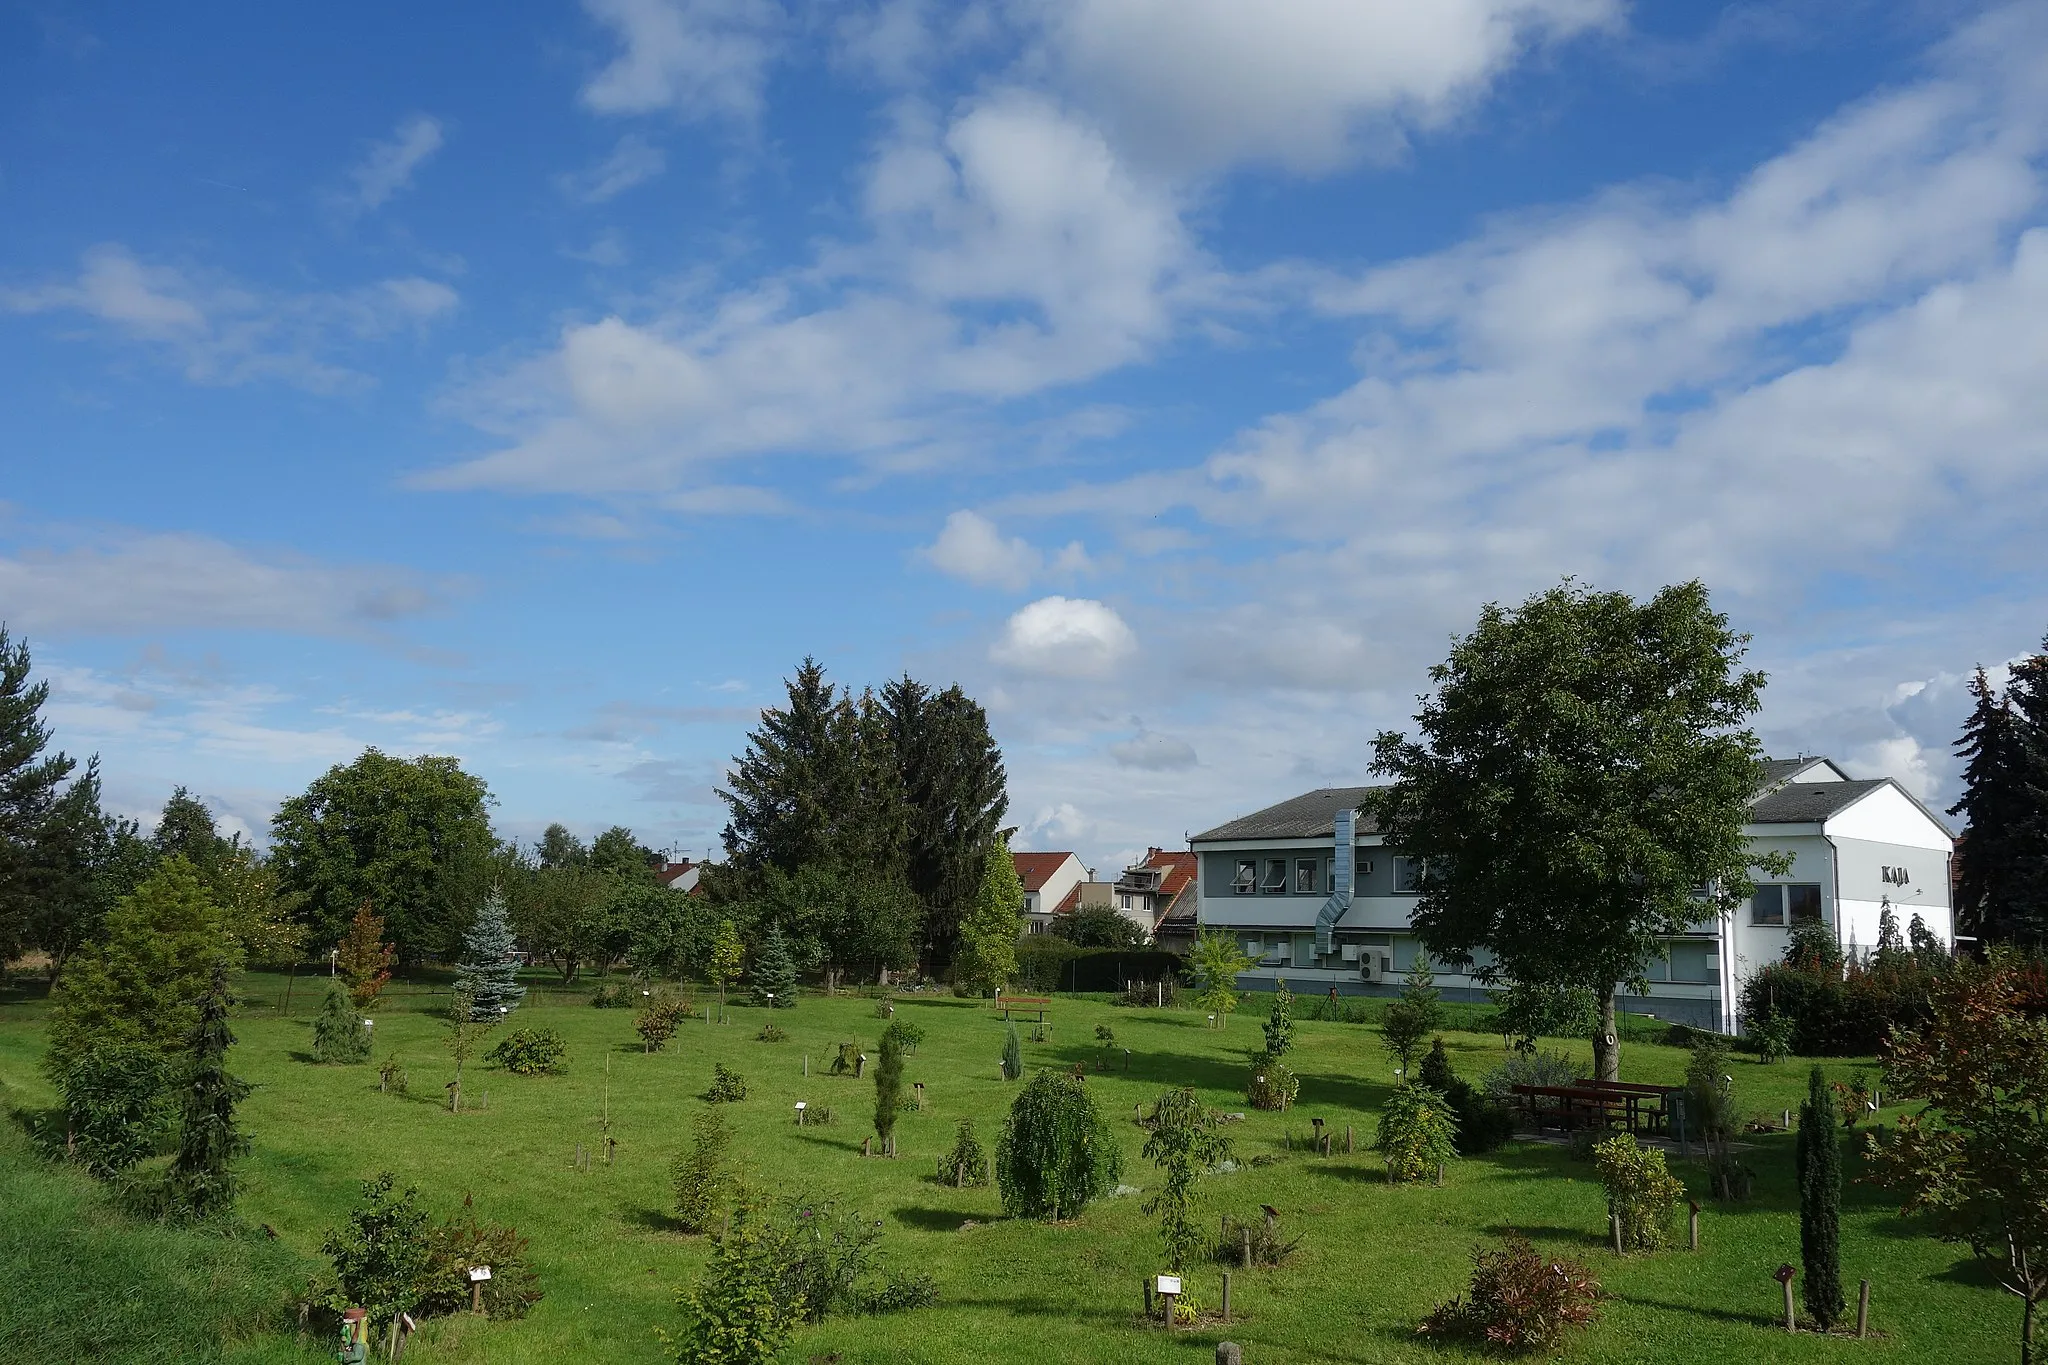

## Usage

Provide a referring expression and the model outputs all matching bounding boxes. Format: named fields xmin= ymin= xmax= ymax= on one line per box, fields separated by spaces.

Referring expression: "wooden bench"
xmin=1572 ymin=1079 xmax=1681 ymax=1137
xmin=1510 ymin=1083 xmax=1626 ymax=1134
xmin=990 ymin=994 xmax=1053 ymax=1023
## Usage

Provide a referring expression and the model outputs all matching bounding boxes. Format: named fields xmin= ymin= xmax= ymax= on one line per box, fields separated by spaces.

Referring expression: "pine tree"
xmin=163 ymin=959 xmax=250 ymax=1220
xmin=1952 ymin=667 xmax=2026 ymax=943
xmin=749 ymin=925 xmax=798 ymax=1008
xmin=954 ymin=840 xmax=1022 ymax=997
xmin=882 ymin=678 xmax=1007 ymax=969
xmin=719 ymin=659 xmax=845 ymax=877
xmin=2009 ymin=643 xmax=2048 ymax=943
xmin=873 ymin=1029 xmax=905 ymax=1155
xmin=454 ymin=888 xmax=525 ymax=1020
xmin=313 ymin=982 xmax=373 ymax=1064
xmin=0 ymin=625 xmax=83 ymax=965
xmin=1796 ymin=1065 xmax=1845 ymax=1330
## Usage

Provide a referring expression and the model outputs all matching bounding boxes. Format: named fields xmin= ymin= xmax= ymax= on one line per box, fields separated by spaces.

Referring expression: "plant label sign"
xmin=468 ymin=1266 xmax=493 ymax=1282
xmin=1156 ymin=1275 xmax=1181 ymax=1296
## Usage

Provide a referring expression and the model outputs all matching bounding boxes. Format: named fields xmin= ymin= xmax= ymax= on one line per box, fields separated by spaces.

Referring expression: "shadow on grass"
xmin=623 ymin=1206 xmax=694 ymax=1236
xmin=1478 ymin=1221 xmax=1607 ymax=1250
xmin=890 ymin=1206 xmax=979 ymax=1232
xmin=790 ymin=1130 xmax=866 ymax=1154
xmin=1612 ymin=1293 xmax=1780 ymax=1330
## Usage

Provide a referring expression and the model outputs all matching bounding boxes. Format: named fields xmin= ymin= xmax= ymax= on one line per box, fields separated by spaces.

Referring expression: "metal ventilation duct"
xmin=1315 ymin=805 xmax=1353 ymax=957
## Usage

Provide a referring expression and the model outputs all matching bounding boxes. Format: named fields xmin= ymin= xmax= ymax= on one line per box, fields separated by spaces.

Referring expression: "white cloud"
xmin=990 ymin=595 xmax=1135 ymax=677
xmin=560 ymin=133 xmax=669 ymax=202
xmin=6 ymin=245 xmax=458 ymax=391
xmin=427 ymin=93 xmax=1199 ymax=494
xmin=345 ymin=115 xmax=445 ymax=213
xmin=1109 ymin=729 xmax=1196 ymax=770
xmin=0 ymin=530 xmax=450 ymax=637
xmin=1018 ymin=800 xmax=1092 ymax=847
xmin=580 ymin=0 xmax=784 ymax=122
xmin=1023 ymin=0 xmax=1619 ymax=175
xmin=920 ymin=510 xmax=1090 ymax=591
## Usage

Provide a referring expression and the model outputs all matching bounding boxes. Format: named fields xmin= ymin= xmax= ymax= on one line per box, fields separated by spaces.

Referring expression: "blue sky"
xmin=4 ymin=0 xmax=2045 ymax=874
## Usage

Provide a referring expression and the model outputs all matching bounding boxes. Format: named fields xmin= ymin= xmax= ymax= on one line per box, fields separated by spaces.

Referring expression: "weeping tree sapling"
xmin=313 ymin=983 xmax=372 ymax=1064
xmin=1143 ymin=1087 xmax=1232 ymax=1270
xmin=161 ymin=960 xmax=251 ymax=1221
xmin=996 ymin=1070 xmax=1121 ymax=1220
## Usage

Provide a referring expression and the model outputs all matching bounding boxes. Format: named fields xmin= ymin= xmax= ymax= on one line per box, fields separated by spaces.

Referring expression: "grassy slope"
xmin=0 ymin=974 xmax=2015 ymax=1365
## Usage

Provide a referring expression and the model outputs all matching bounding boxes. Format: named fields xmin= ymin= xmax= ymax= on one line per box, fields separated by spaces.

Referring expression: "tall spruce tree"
xmin=164 ymin=960 xmax=251 ymax=1220
xmin=0 ymin=625 xmax=86 ymax=966
xmin=720 ymin=659 xmax=845 ymax=877
xmin=882 ymin=677 xmax=1008 ymax=968
xmin=749 ymin=925 xmax=798 ymax=1008
xmin=1797 ymin=1065 xmax=1845 ymax=1329
xmin=2007 ymin=643 xmax=2048 ymax=943
xmin=453 ymin=888 xmax=525 ymax=1020
xmin=1952 ymin=667 xmax=2028 ymax=943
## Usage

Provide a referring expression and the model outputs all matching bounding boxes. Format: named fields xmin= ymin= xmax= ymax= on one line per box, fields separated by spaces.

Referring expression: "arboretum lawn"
xmin=0 ymin=974 xmax=2018 ymax=1365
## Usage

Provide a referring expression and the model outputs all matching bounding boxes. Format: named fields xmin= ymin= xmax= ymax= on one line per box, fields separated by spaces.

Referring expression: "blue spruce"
xmin=454 ymin=889 xmax=525 ymax=1021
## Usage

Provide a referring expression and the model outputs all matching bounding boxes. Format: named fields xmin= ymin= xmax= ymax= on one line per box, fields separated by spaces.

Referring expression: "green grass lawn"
xmin=0 ymin=973 xmax=2018 ymax=1364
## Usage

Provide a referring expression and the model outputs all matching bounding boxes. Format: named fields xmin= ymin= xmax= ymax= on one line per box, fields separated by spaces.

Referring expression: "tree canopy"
xmin=1367 ymin=579 xmax=1771 ymax=1080
xmin=1951 ymin=646 xmax=2048 ymax=945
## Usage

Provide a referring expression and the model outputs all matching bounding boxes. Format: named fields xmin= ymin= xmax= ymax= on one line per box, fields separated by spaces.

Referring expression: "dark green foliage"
xmin=1419 ymin=1038 xmax=1515 ymax=1154
xmin=767 ymin=1196 xmax=935 ymax=1321
xmin=312 ymin=983 xmax=372 ymax=1064
xmin=748 ymin=924 xmax=799 ymax=1008
xmin=1262 ymin=978 xmax=1295 ymax=1058
xmin=1381 ymin=957 xmax=1443 ymax=1073
xmin=1367 ymin=579 xmax=1774 ymax=1081
xmin=1245 ymin=1050 xmax=1299 ymax=1111
xmin=453 ymin=889 xmax=525 ymax=1018
xmin=1143 ymin=1087 xmax=1232 ymax=1269
xmin=1215 ymin=1212 xmax=1304 ymax=1267
xmin=672 ymin=1106 xmax=732 ymax=1234
xmin=756 ymin=1022 xmax=788 ymax=1042
xmin=636 ymin=993 xmax=692 ymax=1052
xmin=1480 ymin=1049 xmax=1577 ymax=1103
xmin=880 ymin=675 xmax=1008 ymax=969
xmin=162 ymin=961 xmax=249 ymax=1221
xmin=270 ymin=748 xmax=496 ymax=961
xmin=707 ymin=1062 xmax=748 ymax=1103
xmin=671 ymin=1186 xmax=805 ymax=1365
xmin=1785 ymin=919 xmax=1844 ymax=975
xmin=939 ymin=1119 xmax=990 ymax=1186
xmin=45 ymin=1044 xmax=175 ymax=1176
xmin=999 ymin=1020 xmax=1023 ymax=1081
xmin=880 ymin=1016 xmax=923 ymax=1053
xmin=995 ymin=1069 xmax=1122 ymax=1219
xmin=1684 ymin=1033 xmax=1749 ymax=1200
xmin=590 ymin=981 xmax=636 ymax=1008
xmin=873 ymin=1030 xmax=905 ymax=1151
xmin=415 ymin=1204 xmax=544 ymax=1319
xmin=1490 ymin=978 xmax=1600 ymax=1055
xmin=1740 ymin=937 xmax=1950 ymax=1056
xmin=0 ymin=625 xmax=81 ymax=965
xmin=488 ymin=1028 xmax=567 ymax=1076
xmin=1420 ymin=1232 xmax=1601 ymax=1354
xmin=1796 ymin=1066 xmax=1845 ymax=1329
xmin=1950 ymin=658 xmax=2048 ymax=945
xmin=1376 ymin=1082 xmax=1460 ymax=1181
xmin=1048 ymin=904 xmax=1146 ymax=949
xmin=321 ymin=1171 xmax=431 ymax=1331
xmin=1593 ymin=1133 xmax=1685 ymax=1251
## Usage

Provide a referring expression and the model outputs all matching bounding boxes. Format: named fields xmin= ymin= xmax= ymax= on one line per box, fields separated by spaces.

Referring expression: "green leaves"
xmin=996 ymin=1070 xmax=1121 ymax=1220
xmin=1190 ymin=931 xmax=1253 ymax=1023
xmin=1142 ymin=1087 xmax=1231 ymax=1270
xmin=1375 ymin=1081 xmax=1460 ymax=1182
xmin=955 ymin=839 xmax=1023 ymax=996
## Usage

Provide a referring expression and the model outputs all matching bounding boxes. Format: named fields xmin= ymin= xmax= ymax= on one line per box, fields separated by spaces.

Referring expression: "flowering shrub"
xmin=1420 ymin=1231 xmax=1600 ymax=1353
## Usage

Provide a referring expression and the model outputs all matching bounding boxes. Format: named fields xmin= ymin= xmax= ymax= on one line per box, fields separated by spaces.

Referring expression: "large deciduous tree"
xmin=269 ymin=748 xmax=496 ymax=962
xmin=1367 ymin=579 xmax=1772 ymax=1081
xmin=953 ymin=839 xmax=1023 ymax=997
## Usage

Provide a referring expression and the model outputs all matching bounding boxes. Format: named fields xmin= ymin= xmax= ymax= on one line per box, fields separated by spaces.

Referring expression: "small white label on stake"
xmin=1156 ymin=1275 xmax=1181 ymax=1296
xmin=469 ymin=1266 xmax=493 ymax=1282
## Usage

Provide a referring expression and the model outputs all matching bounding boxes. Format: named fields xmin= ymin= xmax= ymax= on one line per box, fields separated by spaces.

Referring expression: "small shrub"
xmin=590 ymin=982 xmax=637 ymax=1008
xmin=1215 ymin=1212 xmax=1302 ymax=1267
xmin=880 ymin=1017 xmax=924 ymax=1054
xmin=707 ymin=1063 xmax=748 ymax=1104
xmin=637 ymin=995 xmax=692 ymax=1053
xmin=47 ymin=1044 xmax=176 ymax=1177
xmin=672 ymin=1106 xmax=732 ymax=1234
xmin=996 ymin=1070 xmax=1122 ymax=1219
xmin=756 ymin=1023 xmax=788 ymax=1043
xmin=488 ymin=1028 xmax=567 ymax=1076
xmin=1419 ymin=1038 xmax=1515 ymax=1154
xmin=1000 ymin=1022 xmax=1023 ymax=1081
xmin=1480 ymin=1049 xmax=1577 ymax=1103
xmin=671 ymin=1186 xmax=804 ymax=1365
xmin=873 ymin=997 xmax=896 ymax=1019
xmin=937 ymin=1119 xmax=990 ymax=1187
xmin=312 ymin=985 xmax=373 ymax=1065
xmin=856 ymin=1269 xmax=938 ymax=1315
xmin=321 ymin=1172 xmax=431 ymax=1332
xmin=415 ymin=1206 xmax=544 ymax=1319
xmin=1744 ymin=1009 xmax=1795 ymax=1064
xmin=1419 ymin=1231 xmax=1601 ymax=1354
xmin=1245 ymin=1050 xmax=1300 ymax=1111
xmin=1116 ymin=976 xmax=1180 ymax=1008
xmin=1831 ymin=1070 xmax=1873 ymax=1128
xmin=1593 ymin=1133 xmax=1685 ymax=1252
xmin=1376 ymin=1082 xmax=1459 ymax=1182
xmin=377 ymin=1055 xmax=408 ymax=1096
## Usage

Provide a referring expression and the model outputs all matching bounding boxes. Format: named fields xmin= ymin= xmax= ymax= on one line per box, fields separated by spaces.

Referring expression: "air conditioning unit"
xmin=1358 ymin=954 xmax=1383 ymax=983
xmin=1338 ymin=943 xmax=1360 ymax=963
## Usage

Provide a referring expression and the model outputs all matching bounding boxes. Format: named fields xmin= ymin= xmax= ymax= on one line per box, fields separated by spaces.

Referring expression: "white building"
xmin=1012 ymin=851 xmax=1089 ymax=936
xmin=1189 ymin=756 xmax=1955 ymax=1033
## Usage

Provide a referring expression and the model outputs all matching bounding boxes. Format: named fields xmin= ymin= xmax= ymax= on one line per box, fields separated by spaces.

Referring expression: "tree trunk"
xmin=1593 ymin=991 xmax=1620 ymax=1082
xmin=2023 ymin=1290 xmax=2036 ymax=1365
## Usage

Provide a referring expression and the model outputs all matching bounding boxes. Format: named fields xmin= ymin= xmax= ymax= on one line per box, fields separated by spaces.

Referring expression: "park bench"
xmin=1571 ymin=1079 xmax=1681 ymax=1137
xmin=989 ymin=994 xmax=1053 ymax=1023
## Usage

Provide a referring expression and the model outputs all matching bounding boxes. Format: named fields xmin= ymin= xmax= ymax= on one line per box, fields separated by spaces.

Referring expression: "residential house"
xmin=655 ymin=859 xmax=703 ymax=894
xmin=1188 ymin=756 xmax=1955 ymax=1033
xmin=1012 ymin=851 xmax=1089 ymax=936
xmin=1114 ymin=848 xmax=1198 ymax=949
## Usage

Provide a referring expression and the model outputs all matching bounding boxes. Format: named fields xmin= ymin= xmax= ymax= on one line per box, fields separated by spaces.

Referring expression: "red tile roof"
xmin=1012 ymin=851 xmax=1079 ymax=892
xmin=1053 ymin=883 xmax=1082 ymax=914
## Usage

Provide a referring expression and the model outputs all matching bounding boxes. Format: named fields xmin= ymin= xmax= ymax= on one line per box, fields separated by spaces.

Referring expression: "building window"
xmin=1028 ymin=920 xmax=1043 ymax=935
xmin=1752 ymin=883 xmax=1823 ymax=926
xmin=1393 ymin=856 xmax=1426 ymax=894
xmin=1232 ymin=860 xmax=1256 ymax=896
xmin=1295 ymin=859 xmax=1318 ymax=894
xmin=1751 ymin=885 xmax=1784 ymax=925
xmin=1787 ymin=884 xmax=1824 ymax=924
xmin=1262 ymin=859 xmax=1288 ymax=894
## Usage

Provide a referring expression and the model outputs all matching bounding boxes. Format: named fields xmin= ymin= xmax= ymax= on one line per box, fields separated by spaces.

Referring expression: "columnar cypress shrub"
xmin=999 ymin=1020 xmax=1023 ymax=1081
xmin=454 ymin=889 xmax=525 ymax=1020
xmin=1796 ymin=1065 xmax=1845 ymax=1329
xmin=313 ymin=982 xmax=373 ymax=1063
xmin=163 ymin=960 xmax=251 ymax=1220
xmin=996 ymin=1070 xmax=1121 ymax=1220
xmin=873 ymin=1030 xmax=904 ymax=1155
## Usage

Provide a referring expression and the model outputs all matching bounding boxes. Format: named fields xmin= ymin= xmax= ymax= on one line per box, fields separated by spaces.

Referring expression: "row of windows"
xmin=1227 ymin=856 xmax=1421 ymax=896
xmin=1230 ymin=933 xmax=1715 ymax=983
xmin=1752 ymin=883 xmax=1824 ymax=927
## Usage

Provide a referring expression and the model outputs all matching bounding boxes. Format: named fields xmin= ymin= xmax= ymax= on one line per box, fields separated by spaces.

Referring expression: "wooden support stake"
xmin=1436 ymin=1161 xmax=1445 ymax=1187
xmin=472 ymin=1282 xmax=483 ymax=1314
xmin=1688 ymin=1201 xmax=1700 ymax=1251
xmin=1162 ymin=1293 xmax=1177 ymax=1331
xmin=1144 ymin=1279 xmax=1153 ymax=1318
xmin=1346 ymin=1124 xmax=1354 ymax=1153
xmin=861 ymin=1136 xmax=871 ymax=1157
xmin=1241 ymin=1228 xmax=1252 ymax=1269
xmin=1856 ymin=1279 xmax=1870 ymax=1338
xmin=1783 ymin=1275 xmax=1797 ymax=1333
xmin=956 ymin=1162 xmax=964 ymax=1189
xmin=1612 ymin=1212 xmax=1624 ymax=1256
xmin=1222 ymin=1272 xmax=1232 ymax=1324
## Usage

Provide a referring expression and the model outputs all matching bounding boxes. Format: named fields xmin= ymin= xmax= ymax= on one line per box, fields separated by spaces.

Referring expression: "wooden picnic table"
xmin=1510 ymin=1080 xmax=1678 ymax=1137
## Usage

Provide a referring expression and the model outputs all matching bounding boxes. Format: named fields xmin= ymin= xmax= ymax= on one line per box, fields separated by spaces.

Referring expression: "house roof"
xmin=1012 ymin=851 xmax=1079 ymax=892
xmin=1192 ymin=788 xmax=1384 ymax=843
xmin=1747 ymin=778 xmax=1890 ymax=824
xmin=1053 ymin=883 xmax=1083 ymax=914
